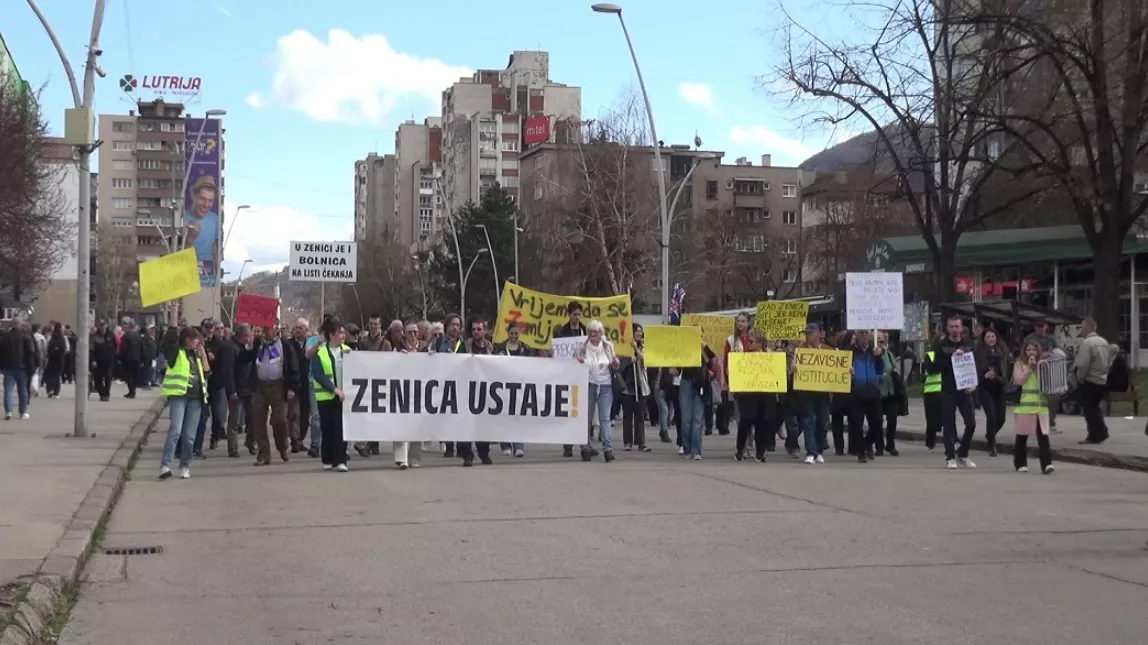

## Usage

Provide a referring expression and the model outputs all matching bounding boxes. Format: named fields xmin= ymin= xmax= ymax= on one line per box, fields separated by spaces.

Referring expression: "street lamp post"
xmin=475 ymin=224 xmax=500 ymax=308
xmin=215 ymin=204 xmax=250 ymax=316
xmin=461 ymin=249 xmax=488 ymax=323
xmin=668 ymin=153 xmax=715 ymax=222
xmin=26 ymin=0 xmax=107 ymax=437
xmin=592 ymin=2 xmax=670 ymax=321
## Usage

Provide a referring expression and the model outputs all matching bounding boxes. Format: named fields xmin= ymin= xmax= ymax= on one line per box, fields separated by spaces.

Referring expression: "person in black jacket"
xmin=227 ymin=324 xmax=257 ymax=458
xmin=140 ymin=326 xmax=158 ymax=389
xmin=284 ymin=318 xmax=314 ymax=454
xmin=89 ymin=320 xmax=116 ymax=401
xmin=118 ymin=320 xmax=144 ymax=399
xmin=927 ymin=314 xmax=978 ymax=469
xmin=44 ymin=323 xmax=68 ymax=398
xmin=194 ymin=319 xmax=236 ymax=454
xmin=1 ymin=319 xmax=39 ymax=419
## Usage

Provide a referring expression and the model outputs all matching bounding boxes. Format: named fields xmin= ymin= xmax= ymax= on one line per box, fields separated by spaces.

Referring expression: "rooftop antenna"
xmin=694 ymin=130 xmax=703 ymax=150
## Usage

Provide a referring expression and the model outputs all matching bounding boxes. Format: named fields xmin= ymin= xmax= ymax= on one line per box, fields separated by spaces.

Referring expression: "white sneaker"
xmin=946 ymin=459 xmax=958 ymax=469
xmin=514 ymin=449 xmax=525 ymax=458
xmin=335 ymin=463 xmax=349 ymax=472
xmin=677 ymin=446 xmax=685 ymax=456
xmin=692 ymin=454 xmax=702 ymax=461
xmin=323 ymin=464 xmax=333 ymax=470
xmin=397 ymin=462 xmax=409 ymax=470
xmin=502 ymin=449 xmax=512 ymax=457
xmin=815 ymin=455 xmax=825 ymax=464
xmin=959 ymin=458 xmax=977 ymax=469
xmin=179 ymin=468 xmax=191 ymax=479
xmin=158 ymin=467 xmax=172 ymax=480
xmin=804 ymin=455 xmax=815 ymax=465
xmin=3 ymin=412 xmax=10 ymax=420
xmin=1017 ymin=466 xmax=1029 ymax=473
xmin=1043 ymin=464 xmax=1055 ymax=475
xmin=19 ymin=413 xmax=29 ymax=420
xmin=411 ymin=462 xmax=421 ymax=468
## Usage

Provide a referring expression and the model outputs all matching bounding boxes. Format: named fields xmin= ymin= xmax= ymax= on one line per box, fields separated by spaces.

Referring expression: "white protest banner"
xmin=846 ymin=272 xmax=904 ymax=330
xmin=289 ymin=241 xmax=357 ymax=282
xmin=952 ymin=351 xmax=979 ymax=390
xmin=342 ymin=351 xmax=588 ymax=444
xmin=550 ymin=337 xmax=583 ymax=361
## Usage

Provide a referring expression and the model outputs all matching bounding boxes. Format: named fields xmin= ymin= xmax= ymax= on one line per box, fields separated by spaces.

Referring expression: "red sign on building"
xmin=523 ymin=116 xmax=550 ymax=146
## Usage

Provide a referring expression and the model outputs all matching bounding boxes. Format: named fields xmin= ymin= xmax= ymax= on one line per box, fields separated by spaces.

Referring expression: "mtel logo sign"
xmin=523 ymin=115 xmax=550 ymax=146
xmin=119 ymin=74 xmax=203 ymax=97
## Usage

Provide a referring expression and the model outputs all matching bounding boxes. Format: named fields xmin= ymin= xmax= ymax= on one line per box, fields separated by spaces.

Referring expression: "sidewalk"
xmin=898 ymin=398 xmax=1148 ymax=471
xmin=0 ymin=385 xmax=163 ymax=640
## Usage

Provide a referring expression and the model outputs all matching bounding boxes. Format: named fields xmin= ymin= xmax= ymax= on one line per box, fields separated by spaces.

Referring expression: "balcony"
xmin=138 ymin=169 xmax=178 ymax=180
xmin=137 ymin=187 xmax=176 ymax=200
xmin=135 ymin=148 xmax=180 ymax=160
xmin=136 ymin=129 xmax=184 ymax=143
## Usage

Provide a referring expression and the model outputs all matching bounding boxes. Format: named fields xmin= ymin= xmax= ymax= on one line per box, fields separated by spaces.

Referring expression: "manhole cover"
xmin=102 ymin=546 xmax=163 ymax=556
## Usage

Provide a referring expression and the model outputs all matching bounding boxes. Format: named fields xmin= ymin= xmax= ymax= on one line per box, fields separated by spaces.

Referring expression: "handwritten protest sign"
xmin=846 ymin=272 xmax=904 ymax=330
xmin=952 ymin=352 xmax=979 ymax=390
xmin=138 ymin=248 xmax=200 ymax=308
xmin=643 ymin=326 xmax=701 ymax=368
xmin=234 ymin=293 xmax=280 ymax=328
xmin=755 ymin=300 xmax=809 ymax=340
xmin=550 ymin=337 xmax=582 ymax=361
xmin=681 ymin=313 xmax=736 ymax=352
xmin=793 ymin=348 xmax=853 ymax=393
xmin=494 ymin=284 xmax=633 ymax=356
xmin=728 ymin=352 xmax=788 ymax=393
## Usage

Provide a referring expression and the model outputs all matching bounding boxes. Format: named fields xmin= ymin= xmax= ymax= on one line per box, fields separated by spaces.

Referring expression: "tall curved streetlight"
xmin=474 ymin=224 xmax=500 ymax=308
xmin=592 ymin=3 xmax=671 ymax=321
xmin=461 ymin=249 xmax=489 ymax=323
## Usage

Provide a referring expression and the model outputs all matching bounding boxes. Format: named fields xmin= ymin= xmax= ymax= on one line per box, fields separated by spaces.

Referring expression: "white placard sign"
xmin=846 ymin=272 xmax=904 ymax=330
xmin=550 ymin=337 xmax=583 ymax=360
xmin=288 ymin=241 xmax=357 ymax=282
xmin=342 ymin=351 xmax=588 ymax=444
xmin=951 ymin=352 xmax=979 ymax=390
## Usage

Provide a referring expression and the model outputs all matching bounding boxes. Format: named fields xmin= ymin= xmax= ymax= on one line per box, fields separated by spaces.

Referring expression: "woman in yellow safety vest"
xmin=1010 ymin=341 xmax=1056 ymax=474
xmin=921 ymin=341 xmax=943 ymax=452
xmin=311 ymin=319 xmax=351 ymax=472
xmin=159 ymin=326 xmax=210 ymax=480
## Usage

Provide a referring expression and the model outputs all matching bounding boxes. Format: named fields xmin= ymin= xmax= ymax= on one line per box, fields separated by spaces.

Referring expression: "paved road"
xmin=59 ymin=428 xmax=1148 ymax=645
xmin=0 ymin=386 xmax=161 ymax=591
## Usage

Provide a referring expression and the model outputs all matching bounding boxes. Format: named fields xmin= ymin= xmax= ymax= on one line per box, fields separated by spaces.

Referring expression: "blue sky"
xmin=2 ymin=0 xmax=857 ymax=277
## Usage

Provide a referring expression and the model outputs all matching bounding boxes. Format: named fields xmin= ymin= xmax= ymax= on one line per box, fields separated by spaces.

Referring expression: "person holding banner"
xmin=554 ymin=302 xmax=593 ymax=459
xmin=312 ymin=319 xmax=351 ymax=472
xmin=733 ymin=331 xmax=777 ymax=463
xmin=496 ymin=321 xmax=536 ymax=458
xmin=574 ymin=320 xmax=620 ymax=462
xmin=453 ymin=319 xmax=496 ymax=467
xmin=617 ymin=323 xmax=651 ymax=452
xmin=928 ymin=314 xmax=978 ymax=469
xmin=388 ymin=320 xmax=426 ymax=469
xmin=158 ymin=326 xmax=210 ymax=480
xmin=795 ymin=323 xmax=831 ymax=464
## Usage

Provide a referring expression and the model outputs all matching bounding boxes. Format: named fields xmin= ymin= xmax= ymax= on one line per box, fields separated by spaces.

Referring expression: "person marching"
xmin=312 ymin=319 xmax=351 ymax=472
xmin=1011 ymin=341 xmax=1056 ymax=474
xmin=618 ymin=323 xmax=651 ymax=452
xmin=574 ymin=320 xmax=620 ymax=462
xmin=921 ymin=336 xmax=944 ymax=452
xmin=928 ymin=314 xmax=978 ymax=469
xmin=392 ymin=320 xmax=424 ymax=469
xmin=734 ymin=330 xmax=774 ymax=463
xmin=158 ymin=326 xmax=210 ymax=480
xmin=429 ymin=313 xmax=466 ymax=459
xmin=496 ymin=321 xmax=535 ymax=458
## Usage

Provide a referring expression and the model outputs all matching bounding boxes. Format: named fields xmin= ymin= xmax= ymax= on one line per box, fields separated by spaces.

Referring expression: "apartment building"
xmin=520 ymin=143 xmax=803 ymax=312
xmin=394 ymin=118 xmax=445 ymax=252
xmin=354 ymin=152 xmax=397 ymax=243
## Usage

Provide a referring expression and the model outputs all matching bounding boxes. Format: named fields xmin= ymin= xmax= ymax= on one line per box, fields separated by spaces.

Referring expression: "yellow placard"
xmin=494 ymin=283 xmax=633 ymax=357
xmin=681 ymin=313 xmax=737 ymax=352
xmin=138 ymin=248 xmax=201 ymax=308
xmin=793 ymin=348 xmax=853 ymax=393
xmin=755 ymin=300 xmax=810 ymax=340
xmin=643 ymin=326 xmax=702 ymax=368
xmin=728 ymin=352 xmax=788 ymax=393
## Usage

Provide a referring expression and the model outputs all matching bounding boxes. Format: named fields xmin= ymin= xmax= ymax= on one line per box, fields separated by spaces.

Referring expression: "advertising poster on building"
xmin=184 ymin=117 xmax=221 ymax=288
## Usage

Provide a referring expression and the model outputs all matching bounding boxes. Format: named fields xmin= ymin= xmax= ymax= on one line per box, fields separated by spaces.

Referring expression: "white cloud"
xmin=245 ymin=91 xmax=265 ymax=109
xmin=221 ymin=205 xmax=352 ymax=279
xmin=728 ymin=125 xmax=811 ymax=165
xmin=679 ymin=82 xmax=717 ymax=113
xmin=257 ymin=29 xmax=472 ymax=126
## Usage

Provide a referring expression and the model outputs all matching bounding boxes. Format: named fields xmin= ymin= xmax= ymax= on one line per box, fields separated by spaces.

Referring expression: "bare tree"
xmin=771 ymin=0 xmax=1048 ymax=302
xmin=93 ymin=228 xmax=138 ymax=322
xmin=351 ymin=233 xmax=428 ymax=322
xmin=973 ymin=0 xmax=1148 ymax=335
xmin=526 ymin=90 xmax=660 ymax=296
xmin=686 ymin=206 xmax=802 ymax=309
xmin=0 ymin=82 xmax=75 ymax=302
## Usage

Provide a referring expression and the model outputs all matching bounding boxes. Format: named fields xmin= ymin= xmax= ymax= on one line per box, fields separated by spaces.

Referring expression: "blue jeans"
xmin=162 ymin=396 xmax=204 ymax=470
xmin=799 ymin=396 xmax=830 ymax=457
xmin=678 ymin=380 xmax=705 ymax=456
xmin=2 ymin=370 xmax=30 ymax=415
xmin=653 ymin=387 xmax=669 ymax=435
xmin=193 ymin=387 xmax=229 ymax=453
xmin=307 ymin=387 xmax=322 ymax=450
xmin=499 ymin=442 xmax=525 ymax=452
xmin=585 ymin=382 xmax=613 ymax=452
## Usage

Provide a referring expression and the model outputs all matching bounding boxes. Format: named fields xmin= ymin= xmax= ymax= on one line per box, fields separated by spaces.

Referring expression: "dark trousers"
xmin=456 ymin=441 xmax=490 ymax=461
xmin=880 ymin=396 xmax=900 ymax=452
xmin=610 ymin=389 xmax=623 ymax=420
xmin=621 ymin=393 xmax=646 ymax=447
xmin=923 ymin=393 xmax=942 ymax=449
xmin=1078 ymin=381 xmax=1109 ymax=441
xmin=715 ymin=391 xmax=732 ymax=434
xmin=1014 ymin=432 xmax=1052 ymax=471
xmin=979 ymin=382 xmax=1006 ymax=446
xmin=847 ymin=397 xmax=882 ymax=456
xmin=665 ymin=385 xmax=682 ymax=446
xmin=941 ymin=391 xmax=977 ymax=460
xmin=317 ymin=399 xmax=346 ymax=466
xmin=831 ymin=405 xmax=847 ymax=453
xmin=735 ymin=395 xmax=771 ymax=459
xmin=122 ymin=360 xmax=140 ymax=396
xmin=44 ymin=367 xmax=62 ymax=396
xmin=93 ymin=363 xmax=112 ymax=399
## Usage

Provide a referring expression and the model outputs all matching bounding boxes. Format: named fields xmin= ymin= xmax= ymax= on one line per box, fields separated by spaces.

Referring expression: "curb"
xmin=0 ymin=397 xmax=167 ymax=645
xmin=895 ymin=429 xmax=1148 ymax=473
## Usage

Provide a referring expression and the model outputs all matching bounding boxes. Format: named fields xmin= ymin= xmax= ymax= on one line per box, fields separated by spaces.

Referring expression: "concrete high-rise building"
xmin=354 ymin=153 xmax=397 ymax=244
xmin=394 ymin=117 xmax=444 ymax=253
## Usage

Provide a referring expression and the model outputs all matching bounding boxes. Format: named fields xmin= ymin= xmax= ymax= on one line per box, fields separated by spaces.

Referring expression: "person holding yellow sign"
xmin=793 ymin=323 xmax=831 ymax=465
xmin=733 ymin=331 xmax=781 ymax=463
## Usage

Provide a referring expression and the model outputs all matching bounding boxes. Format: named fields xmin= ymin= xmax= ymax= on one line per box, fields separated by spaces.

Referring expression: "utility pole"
xmin=26 ymin=0 xmax=108 ymax=437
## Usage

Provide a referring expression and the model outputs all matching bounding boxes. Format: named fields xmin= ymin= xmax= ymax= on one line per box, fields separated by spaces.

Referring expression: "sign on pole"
xmin=288 ymin=241 xmax=357 ymax=282
xmin=845 ymin=272 xmax=904 ymax=330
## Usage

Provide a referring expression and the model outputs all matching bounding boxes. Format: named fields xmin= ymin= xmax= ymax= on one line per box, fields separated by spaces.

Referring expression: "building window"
xmin=160 ymin=121 xmax=185 ymax=133
xmin=783 ymin=269 xmax=797 ymax=283
xmin=733 ymin=180 xmax=763 ymax=195
xmin=419 ymin=180 xmax=433 ymax=190
xmin=137 ymin=198 xmax=163 ymax=208
xmin=112 ymin=160 xmax=133 ymax=171
xmin=420 ymin=220 xmax=432 ymax=232
xmin=783 ymin=211 xmax=797 ymax=225
xmin=112 ymin=121 xmax=134 ymax=133
xmin=138 ymin=159 xmax=161 ymax=170
xmin=735 ymin=234 xmax=765 ymax=253
xmin=501 ymin=139 xmax=519 ymax=152
xmin=419 ymin=195 xmax=432 ymax=206
xmin=782 ymin=184 xmax=797 ymax=197
xmin=112 ymin=197 xmax=134 ymax=210
xmin=111 ymin=216 xmax=134 ymax=228
xmin=784 ymin=239 xmax=797 ymax=255
xmin=137 ymin=141 xmax=162 ymax=151
xmin=113 ymin=141 xmax=134 ymax=151
xmin=501 ymin=175 xmax=519 ymax=188
xmin=112 ymin=178 xmax=133 ymax=189
xmin=706 ymin=180 xmax=718 ymax=200
xmin=419 ymin=208 xmax=433 ymax=219
xmin=737 ymin=208 xmax=762 ymax=224
xmin=533 ymin=182 xmax=543 ymax=201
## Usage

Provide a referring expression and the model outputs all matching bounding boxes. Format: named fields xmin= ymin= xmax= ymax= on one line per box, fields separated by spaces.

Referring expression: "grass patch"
xmin=0 ymin=581 xmax=31 ymax=632
xmin=35 ymin=585 xmax=80 ymax=645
